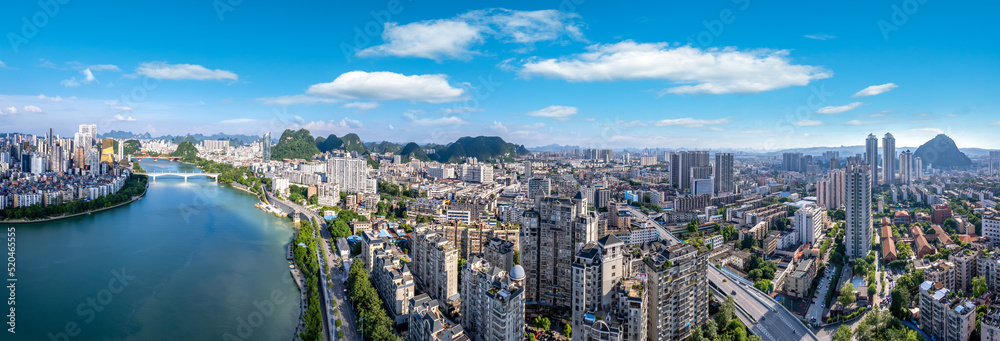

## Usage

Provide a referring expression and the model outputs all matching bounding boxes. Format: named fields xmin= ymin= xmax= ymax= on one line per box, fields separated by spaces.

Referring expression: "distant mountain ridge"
xmin=270 ymin=129 xmax=528 ymax=163
xmin=98 ymin=130 xmax=261 ymax=145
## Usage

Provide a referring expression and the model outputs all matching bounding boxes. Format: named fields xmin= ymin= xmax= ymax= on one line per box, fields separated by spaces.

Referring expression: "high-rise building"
xmin=461 ymin=258 xmax=525 ymax=341
xmin=795 ymin=204 xmax=827 ymax=245
xmin=714 ymin=152 xmax=734 ymax=195
xmin=483 ymin=237 xmax=516 ymax=272
xmin=326 ymin=156 xmax=372 ymax=194
xmin=527 ymin=177 xmax=551 ymax=200
xmin=782 ymin=152 xmax=804 ymax=172
xmin=918 ymin=281 xmax=975 ymax=341
xmin=866 ymin=134 xmax=879 ymax=188
xmin=643 ymin=242 xmax=709 ymax=341
xmin=523 ymin=161 xmax=532 ymax=177
xmin=669 ymin=151 xmax=709 ymax=191
xmin=571 ymin=236 xmax=625 ymax=341
xmin=78 ymin=124 xmax=97 ymax=147
xmin=990 ymin=151 xmax=1000 ymax=176
xmin=845 ymin=166 xmax=873 ymax=259
xmin=883 ymin=133 xmax=896 ymax=185
xmin=412 ymin=228 xmax=459 ymax=303
xmin=915 ymin=157 xmax=923 ymax=180
xmin=261 ymin=132 xmax=271 ymax=162
xmin=817 ymin=169 xmax=845 ymax=210
xmin=520 ymin=193 xmax=599 ymax=308
xmin=202 ymin=140 xmax=229 ymax=153
xmin=899 ymin=150 xmax=914 ymax=184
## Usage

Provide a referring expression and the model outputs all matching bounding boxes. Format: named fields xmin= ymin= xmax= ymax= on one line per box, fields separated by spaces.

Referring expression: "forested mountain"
xmin=271 ymin=129 xmax=320 ymax=160
xmin=914 ymin=134 xmax=972 ymax=169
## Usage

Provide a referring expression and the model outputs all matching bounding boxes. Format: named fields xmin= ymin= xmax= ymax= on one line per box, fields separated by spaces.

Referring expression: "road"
xmin=627 ymin=207 xmax=819 ymax=341
xmin=267 ymin=191 xmax=350 ymax=341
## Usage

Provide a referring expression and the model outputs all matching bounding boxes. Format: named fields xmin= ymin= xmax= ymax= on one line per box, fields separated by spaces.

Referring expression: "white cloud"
xmin=845 ymin=119 xmax=882 ymax=126
xmin=219 ymin=118 xmax=256 ymax=124
xmin=489 ymin=121 xmax=508 ymax=132
xmin=992 ymin=121 xmax=1000 ymax=126
xmin=795 ymin=119 xmax=823 ymax=126
xmin=851 ymin=83 xmax=898 ymax=97
xmin=135 ymin=62 xmax=238 ymax=81
xmin=61 ymin=68 xmax=98 ymax=87
xmin=23 ymin=105 xmax=43 ymax=113
xmin=582 ymin=118 xmax=596 ymax=122
xmin=359 ymin=19 xmax=484 ymax=60
xmin=526 ymin=105 xmax=577 ymax=121
xmin=37 ymin=94 xmax=63 ymax=102
xmin=650 ymin=117 xmax=731 ymax=128
xmin=306 ymin=71 xmax=465 ymax=103
xmin=88 ymin=64 xmax=121 ymax=72
xmin=906 ymin=128 xmax=944 ymax=135
xmin=359 ymin=8 xmax=584 ymax=60
xmin=804 ymin=34 xmax=836 ymax=40
xmin=403 ymin=111 xmax=470 ymax=126
xmin=341 ymin=102 xmax=381 ymax=111
xmin=112 ymin=114 xmax=136 ymax=121
xmin=256 ymin=95 xmax=339 ymax=106
xmin=521 ymin=122 xmax=546 ymax=129
xmin=0 ymin=60 xmax=6 ymax=69
xmin=520 ymin=41 xmax=831 ymax=95
xmin=816 ymin=102 xmax=864 ymax=114
xmin=437 ymin=106 xmax=484 ymax=114
xmin=3 ymin=107 xmax=17 ymax=115
xmin=868 ymin=110 xmax=891 ymax=117
xmin=291 ymin=118 xmax=365 ymax=133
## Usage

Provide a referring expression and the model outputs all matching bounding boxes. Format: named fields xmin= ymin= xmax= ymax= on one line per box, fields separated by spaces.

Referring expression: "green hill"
xmin=399 ymin=142 xmax=431 ymax=162
xmin=170 ymin=141 xmax=199 ymax=162
xmin=914 ymin=134 xmax=971 ymax=169
xmin=430 ymin=136 xmax=529 ymax=163
xmin=315 ymin=134 xmax=344 ymax=153
xmin=271 ymin=129 xmax=320 ymax=160
xmin=340 ymin=133 xmax=368 ymax=154
xmin=367 ymin=141 xmax=402 ymax=154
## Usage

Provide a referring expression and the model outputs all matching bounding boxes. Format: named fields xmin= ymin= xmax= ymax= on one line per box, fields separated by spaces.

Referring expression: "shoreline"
xmin=0 ymin=177 xmax=150 ymax=225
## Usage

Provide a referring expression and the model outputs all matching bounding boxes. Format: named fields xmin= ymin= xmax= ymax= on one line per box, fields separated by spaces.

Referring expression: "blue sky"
xmin=1 ymin=0 xmax=997 ymax=150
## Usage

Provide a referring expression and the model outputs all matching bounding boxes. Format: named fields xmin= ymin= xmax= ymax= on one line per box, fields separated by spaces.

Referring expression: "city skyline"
xmin=2 ymin=1 xmax=999 ymax=149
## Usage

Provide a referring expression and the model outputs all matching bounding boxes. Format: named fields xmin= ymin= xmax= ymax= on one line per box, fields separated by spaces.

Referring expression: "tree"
xmin=703 ymin=319 xmax=718 ymax=340
xmin=832 ymin=325 xmax=852 ymax=341
xmin=721 ymin=225 xmax=738 ymax=242
xmin=973 ymin=276 xmax=988 ymax=297
xmin=687 ymin=218 xmax=699 ymax=233
xmin=889 ymin=287 xmax=910 ymax=319
xmin=754 ymin=279 xmax=773 ymax=293
xmin=896 ymin=240 xmax=913 ymax=259
xmin=563 ymin=324 xmax=572 ymax=338
xmin=854 ymin=309 xmax=891 ymax=341
xmin=533 ymin=317 xmax=551 ymax=330
xmin=943 ymin=218 xmax=959 ymax=234
xmin=854 ymin=261 xmax=869 ymax=276
xmin=716 ymin=296 xmax=735 ymax=327
xmin=513 ymin=250 xmax=520 ymax=265
xmin=838 ymin=281 xmax=856 ymax=307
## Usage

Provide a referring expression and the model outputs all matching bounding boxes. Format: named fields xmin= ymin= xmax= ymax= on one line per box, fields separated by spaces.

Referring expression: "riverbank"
xmin=0 ymin=176 xmax=149 ymax=224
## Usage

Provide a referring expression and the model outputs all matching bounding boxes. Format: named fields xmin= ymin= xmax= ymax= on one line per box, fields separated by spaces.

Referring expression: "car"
xmin=723 ymin=278 xmax=728 ymax=282
xmin=732 ymin=290 xmax=737 ymax=295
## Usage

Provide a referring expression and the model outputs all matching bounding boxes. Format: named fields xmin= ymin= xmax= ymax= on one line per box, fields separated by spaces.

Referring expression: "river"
xmin=11 ymin=159 xmax=300 ymax=341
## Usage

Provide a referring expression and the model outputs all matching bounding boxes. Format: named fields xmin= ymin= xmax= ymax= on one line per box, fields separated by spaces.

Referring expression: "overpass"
xmin=139 ymin=172 xmax=220 ymax=182
xmin=129 ymin=154 xmax=180 ymax=161
xmin=626 ymin=207 xmax=819 ymax=341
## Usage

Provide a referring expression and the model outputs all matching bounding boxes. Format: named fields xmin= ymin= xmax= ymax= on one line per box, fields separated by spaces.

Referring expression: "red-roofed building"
xmin=932 ymin=204 xmax=953 ymax=224
xmin=915 ymin=235 xmax=936 ymax=257
xmin=894 ymin=211 xmax=912 ymax=225
xmin=882 ymin=237 xmax=897 ymax=262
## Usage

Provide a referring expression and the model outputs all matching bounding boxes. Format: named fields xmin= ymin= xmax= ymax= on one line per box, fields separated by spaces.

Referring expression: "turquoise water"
xmin=10 ymin=160 xmax=300 ymax=341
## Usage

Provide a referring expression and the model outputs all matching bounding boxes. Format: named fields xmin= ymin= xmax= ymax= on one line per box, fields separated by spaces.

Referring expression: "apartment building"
xmin=642 ymin=242 xmax=709 ymax=341
xmin=412 ymin=228 xmax=460 ymax=303
xmin=408 ymin=294 xmax=470 ymax=341
xmin=571 ymin=235 xmax=626 ymax=341
xmin=372 ymin=248 xmax=415 ymax=325
xmin=520 ymin=193 xmax=599 ymax=308
xmin=918 ymin=281 xmax=975 ymax=341
xmin=483 ymin=237 xmax=516 ymax=272
xmin=460 ymin=258 xmax=525 ymax=341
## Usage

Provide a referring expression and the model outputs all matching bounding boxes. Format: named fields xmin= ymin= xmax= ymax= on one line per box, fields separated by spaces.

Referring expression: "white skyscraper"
xmin=714 ymin=152 xmax=734 ymax=195
xmin=326 ymin=156 xmax=371 ymax=193
xmin=845 ymin=166 xmax=873 ymax=259
xmin=899 ymin=150 xmax=914 ymax=184
xmin=78 ymin=124 xmax=97 ymax=147
xmin=866 ymin=134 xmax=878 ymax=188
xmin=882 ymin=133 xmax=896 ymax=185
xmin=795 ymin=204 xmax=826 ymax=245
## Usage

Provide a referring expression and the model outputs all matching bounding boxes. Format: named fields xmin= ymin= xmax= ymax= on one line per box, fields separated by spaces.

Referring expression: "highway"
xmin=627 ymin=207 xmax=819 ymax=341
